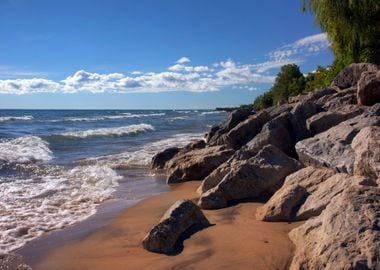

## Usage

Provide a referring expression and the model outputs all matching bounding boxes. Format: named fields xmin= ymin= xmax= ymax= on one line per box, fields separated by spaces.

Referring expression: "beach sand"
xmin=33 ymin=181 xmax=301 ymax=270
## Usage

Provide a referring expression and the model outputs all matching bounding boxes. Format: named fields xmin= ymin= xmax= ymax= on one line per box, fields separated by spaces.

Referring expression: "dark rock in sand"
xmin=151 ymin=147 xmax=180 ymax=169
xmin=198 ymin=145 xmax=302 ymax=209
xmin=289 ymin=185 xmax=380 ymax=270
xmin=142 ymin=200 xmax=209 ymax=254
xmin=166 ymin=145 xmax=234 ymax=184
xmin=357 ymin=70 xmax=380 ymax=106
xmin=331 ymin=63 xmax=379 ymax=90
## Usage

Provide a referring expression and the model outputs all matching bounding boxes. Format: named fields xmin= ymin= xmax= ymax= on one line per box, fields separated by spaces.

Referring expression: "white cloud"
xmin=0 ymin=34 xmax=330 ymax=95
xmin=176 ymin=57 xmax=191 ymax=64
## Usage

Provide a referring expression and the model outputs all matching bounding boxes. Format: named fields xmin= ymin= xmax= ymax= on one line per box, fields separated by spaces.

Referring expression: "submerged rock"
xmin=142 ymin=200 xmax=209 ymax=254
xmin=289 ymin=185 xmax=380 ymax=270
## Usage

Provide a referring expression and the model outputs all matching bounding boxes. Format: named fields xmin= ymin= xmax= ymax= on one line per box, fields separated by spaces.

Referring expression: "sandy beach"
xmin=33 ymin=181 xmax=301 ymax=270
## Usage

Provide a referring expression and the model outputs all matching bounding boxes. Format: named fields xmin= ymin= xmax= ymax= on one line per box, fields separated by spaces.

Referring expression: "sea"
xmin=0 ymin=109 xmax=226 ymax=253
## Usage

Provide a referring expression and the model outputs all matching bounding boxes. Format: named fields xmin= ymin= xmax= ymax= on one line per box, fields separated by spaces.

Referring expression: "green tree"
xmin=252 ymin=91 xmax=274 ymax=110
xmin=271 ymin=64 xmax=305 ymax=103
xmin=302 ymin=0 xmax=380 ymax=65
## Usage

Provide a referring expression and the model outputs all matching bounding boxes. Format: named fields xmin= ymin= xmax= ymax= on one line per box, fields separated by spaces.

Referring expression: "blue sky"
xmin=0 ymin=0 xmax=333 ymax=109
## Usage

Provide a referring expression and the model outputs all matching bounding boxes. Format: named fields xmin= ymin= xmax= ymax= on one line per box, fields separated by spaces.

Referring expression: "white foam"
xmin=58 ymin=124 xmax=154 ymax=138
xmin=0 ymin=164 xmax=121 ymax=253
xmin=51 ymin=113 xmax=165 ymax=122
xmin=83 ymin=133 xmax=204 ymax=168
xmin=170 ymin=116 xmax=189 ymax=121
xmin=0 ymin=116 xmax=34 ymax=122
xmin=0 ymin=136 xmax=53 ymax=165
xmin=200 ymin=111 xmax=224 ymax=116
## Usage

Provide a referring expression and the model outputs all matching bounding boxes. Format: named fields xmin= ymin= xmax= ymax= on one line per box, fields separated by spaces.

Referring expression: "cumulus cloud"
xmin=0 ymin=33 xmax=330 ymax=95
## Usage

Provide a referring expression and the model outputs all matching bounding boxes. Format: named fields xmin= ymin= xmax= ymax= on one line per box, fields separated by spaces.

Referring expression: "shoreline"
xmin=32 ymin=181 xmax=302 ymax=270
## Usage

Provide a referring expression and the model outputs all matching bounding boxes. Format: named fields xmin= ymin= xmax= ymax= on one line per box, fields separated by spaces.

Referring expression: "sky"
xmin=0 ymin=0 xmax=334 ymax=109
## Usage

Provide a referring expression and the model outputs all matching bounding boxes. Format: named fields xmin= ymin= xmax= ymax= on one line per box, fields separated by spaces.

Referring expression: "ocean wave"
xmin=57 ymin=123 xmax=154 ymax=138
xmin=49 ymin=112 xmax=166 ymax=122
xmin=0 ymin=115 xmax=34 ymax=122
xmin=0 ymin=164 xmax=120 ymax=252
xmin=170 ymin=116 xmax=189 ymax=121
xmin=200 ymin=111 xmax=224 ymax=115
xmin=0 ymin=136 xmax=53 ymax=165
xmin=81 ymin=133 xmax=204 ymax=169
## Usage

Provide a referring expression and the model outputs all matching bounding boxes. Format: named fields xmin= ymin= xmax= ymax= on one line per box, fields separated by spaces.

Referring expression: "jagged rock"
xmin=331 ymin=63 xmax=379 ymax=90
xmin=166 ymin=145 xmax=234 ymax=184
xmin=321 ymin=87 xmax=358 ymax=110
xmin=289 ymin=87 xmax=337 ymax=104
xmin=224 ymin=111 xmax=270 ymax=149
xmin=306 ymin=105 xmax=364 ymax=135
xmin=289 ymin=101 xmax=319 ymax=141
xmin=256 ymin=166 xmax=335 ymax=221
xmin=296 ymin=174 xmax=377 ymax=220
xmin=296 ymin=105 xmax=380 ymax=174
xmin=0 ymin=253 xmax=32 ymax=270
xmin=198 ymin=145 xmax=302 ymax=209
xmin=265 ymin=103 xmax=294 ymax=118
xmin=352 ymin=126 xmax=380 ymax=178
xmin=142 ymin=200 xmax=209 ymax=254
xmin=206 ymin=107 xmax=253 ymax=145
xmin=357 ymin=70 xmax=380 ymax=106
xmin=289 ymin=185 xmax=380 ymax=270
xmin=151 ymin=147 xmax=180 ymax=169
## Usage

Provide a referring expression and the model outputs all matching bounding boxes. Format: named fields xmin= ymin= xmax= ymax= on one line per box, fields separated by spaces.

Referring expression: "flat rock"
xmin=331 ymin=63 xmax=379 ymax=90
xmin=166 ymin=145 xmax=234 ymax=184
xmin=357 ymin=70 xmax=380 ymax=106
xmin=289 ymin=185 xmax=380 ymax=270
xmin=352 ymin=126 xmax=380 ymax=178
xmin=198 ymin=145 xmax=302 ymax=209
xmin=142 ymin=200 xmax=209 ymax=254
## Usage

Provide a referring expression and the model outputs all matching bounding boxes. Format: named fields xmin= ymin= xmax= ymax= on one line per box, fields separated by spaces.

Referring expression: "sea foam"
xmin=0 ymin=115 xmax=34 ymax=122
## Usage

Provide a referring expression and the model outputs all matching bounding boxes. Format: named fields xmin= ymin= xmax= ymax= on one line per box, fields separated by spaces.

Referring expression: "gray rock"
xmin=289 ymin=185 xmax=380 ymax=270
xmin=331 ymin=63 xmax=379 ymax=90
xmin=142 ymin=200 xmax=209 ymax=254
xmin=166 ymin=145 xmax=234 ymax=184
xmin=357 ymin=70 xmax=380 ymax=106
xmin=198 ymin=145 xmax=302 ymax=209
xmin=296 ymin=106 xmax=380 ymax=174
xmin=151 ymin=147 xmax=180 ymax=169
xmin=321 ymin=87 xmax=358 ymax=110
xmin=289 ymin=100 xmax=319 ymax=141
xmin=352 ymin=126 xmax=380 ymax=178
xmin=289 ymin=87 xmax=337 ymax=104
xmin=257 ymin=166 xmax=335 ymax=222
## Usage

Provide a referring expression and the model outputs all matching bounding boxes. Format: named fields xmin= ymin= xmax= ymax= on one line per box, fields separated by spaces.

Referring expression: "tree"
xmin=302 ymin=0 xmax=380 ymax=65
xmin=271 ymin=64 xmax=305 ymax=103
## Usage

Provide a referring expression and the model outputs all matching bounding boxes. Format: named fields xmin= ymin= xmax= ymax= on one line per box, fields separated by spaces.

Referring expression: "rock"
xmin=0 ymin=253 xmax=32 ymax=270
xmin=198 ymin=145 xmax=302 ymax=209
xmin=151 ymin=147 xmax=180 ymax=169
xmin=357 ymin=70 xmax=380 ymax=106
xmin=224 ymin=111 xmax=270 ymax=149
xmin=306 ymin=105 xmax=364 ymax=135
xmin=320 ymin=87 xmax=358 ymax=110
xmin=182 ymin=139 xmax=206 ymax=152
xmin=351 ymin=126 xmax=380 ymax=178
xmin=166 ymin=145 xmax=234 ymax=184
xmin=289 ymin=185 xmax=380 ymax=270
xmin=296 ymin=106 xmax=380 ymax=174
xmin=257 ymin=167 xmax=335 ymax=221
xmin=289 ymin=87 xmax=337 ymax=104
xmin=289 ymin=101 xmax=319 ymax=141
xmin=296 ymin=173 xmax=376 ymax=220
xmin=331 ymin=63 xmax=379 ymax=90
xmin=206 ymin=107 xmax=253 ymax=145
xmin=142 ymin=200 xmax=209 ymax=254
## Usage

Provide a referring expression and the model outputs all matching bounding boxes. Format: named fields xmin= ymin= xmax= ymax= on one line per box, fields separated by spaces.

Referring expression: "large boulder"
xmin=198 ymin=145 xmax=302 ymax=209
xmin=357 ymin=70 xmax=380 ymax=106
xmin=289 ymin=185 xmax=380 ymax=270
xmin=142 ymin=200 xmax=209 ymax=254
xmin=331 ymin=63 xmax=379 ymax=90
xmin=256 ymin=166 xmax=335 ymax=222
xmin=351 ymin=126 xmax=380 ymax=178
xmin=306 ymin=105 xmax=364 ymax=135
xmin=289 ymin=87 xmax=337 ymax=104
xmin=296 ymin=105 xmax=380 ymax=174
xmin=151 ymin=147 xmax=180 ymax=169
xmin=0 ymin=253 xmax=31 ymax=270
xmin=288 ymin=100 xmax=319 ymax=141
xmin=166 ymin=145 xmax=234 ymax=184
xmin=320 ymin=87 xmax=358 ymax=110
xmin=224 ymin=111 xmax=270 ymax=149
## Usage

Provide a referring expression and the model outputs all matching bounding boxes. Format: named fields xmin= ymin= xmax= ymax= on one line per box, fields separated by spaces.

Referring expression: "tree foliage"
xmin=302 ymin=0 xmax=380 ymax=65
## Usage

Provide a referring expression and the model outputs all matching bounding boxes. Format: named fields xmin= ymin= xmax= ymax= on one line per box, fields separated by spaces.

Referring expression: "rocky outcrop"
xmin=142 ymin=200 xmax=209 ymax=254
xmin=296 ymin=105 xmax=380 ymax=174
xmin=151 ymin=147 xmax=180 ymax=169
xmin=166 ymin=145 xmax=234 ymax=184
xmin=289 ymin=185 xmax=380 ymax=270
xmin=198 ymin=145 xmax=302 ymax=209
xmin=351 ymin=126 xmax=380 ymax=178
xmin=257 ymin=166 xmax=335 ymax=221
xmin=357 ymin=70 xmax=380 ymax=106
xmin=289 ymin=87 xmax=337 ymax=104
xmin=331 ymin=63 xmax=379 ymax=89
xmin=321 ymin=87 xmax=358 ymax=110
xmin=0 ymin=253 xmax=32 ymax=270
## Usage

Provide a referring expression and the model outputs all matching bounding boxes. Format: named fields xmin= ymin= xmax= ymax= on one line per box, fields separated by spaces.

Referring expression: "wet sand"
xmin=33 ymin=181 xmax=301 ymax=270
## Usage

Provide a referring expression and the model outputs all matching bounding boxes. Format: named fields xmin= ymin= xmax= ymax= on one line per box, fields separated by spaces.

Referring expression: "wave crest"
xmin=0 ymin=115 xmax=34 ymax=122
